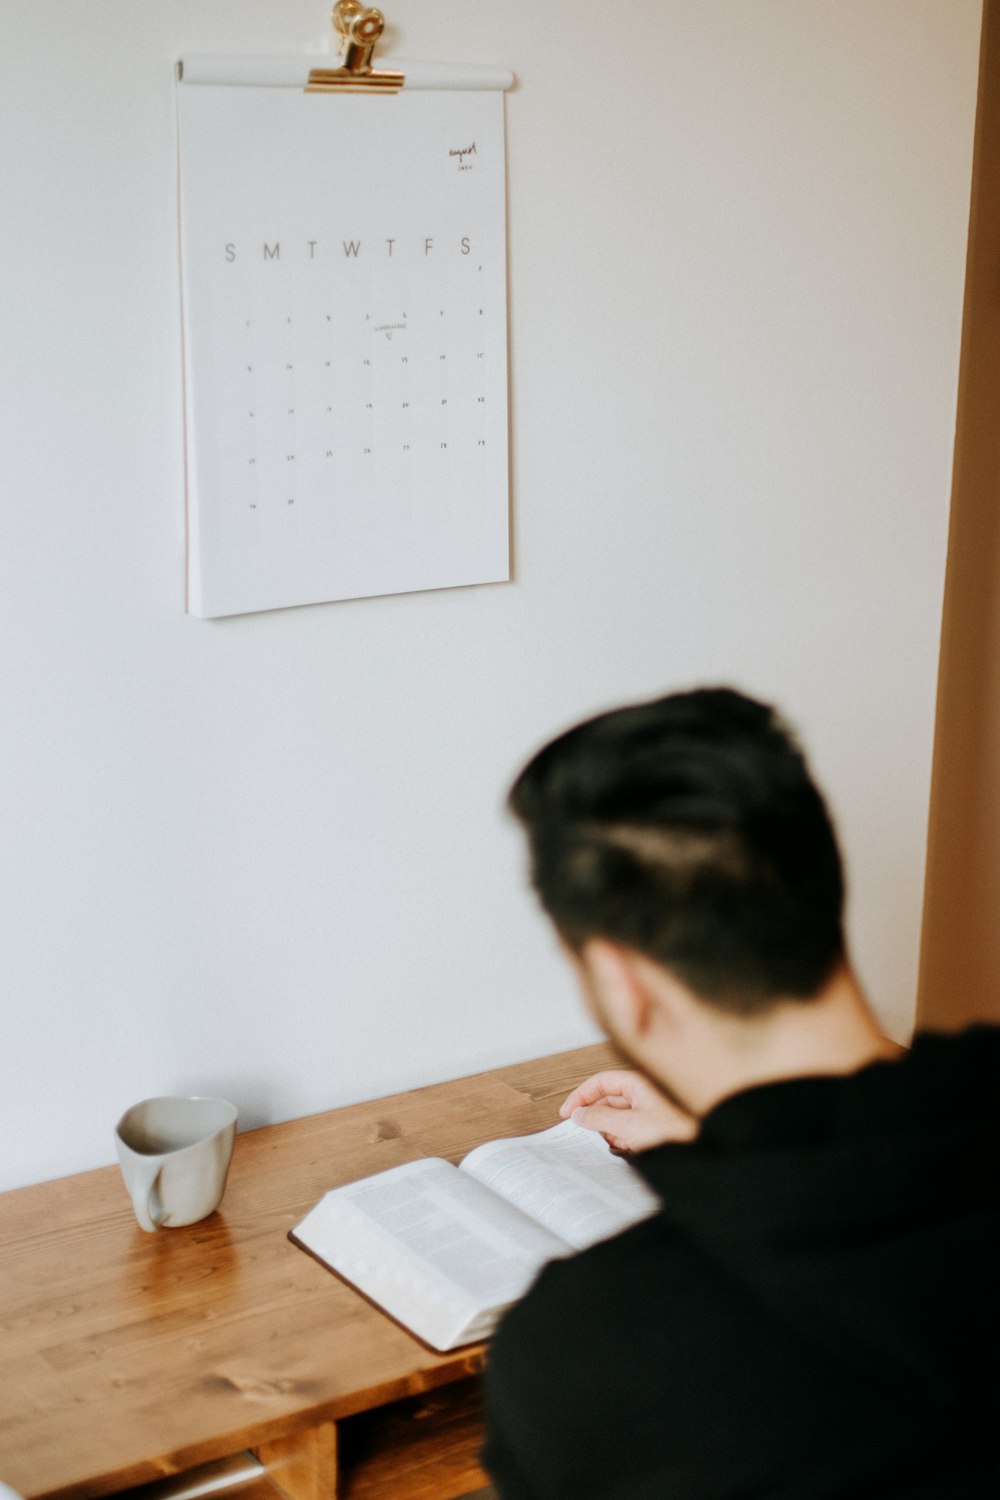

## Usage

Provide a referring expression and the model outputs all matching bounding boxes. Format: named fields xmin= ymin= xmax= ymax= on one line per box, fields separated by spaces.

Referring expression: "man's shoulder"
xmin=491 ymin=1208 xmax=674 ymax=1357
xmin=484 ymin=1212 xmax=702 ymax=1497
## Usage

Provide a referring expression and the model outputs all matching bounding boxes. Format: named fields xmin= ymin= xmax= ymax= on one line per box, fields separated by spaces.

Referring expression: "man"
xmin=483 ymin=687 xmax=1000 ymax=1499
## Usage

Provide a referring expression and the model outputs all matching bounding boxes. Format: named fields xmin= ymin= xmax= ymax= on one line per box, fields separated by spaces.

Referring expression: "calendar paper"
xmin=177 ymin=82 xmax=509 ymax=618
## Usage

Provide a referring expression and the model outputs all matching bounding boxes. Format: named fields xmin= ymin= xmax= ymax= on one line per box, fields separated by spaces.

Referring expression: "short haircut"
xmin=508 ymin=687 xmax=846 ymax=1014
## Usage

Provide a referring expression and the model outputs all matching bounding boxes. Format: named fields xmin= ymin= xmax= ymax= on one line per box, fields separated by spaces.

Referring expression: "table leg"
xmin=254 ymin=1423 xmax=338 ymax=1500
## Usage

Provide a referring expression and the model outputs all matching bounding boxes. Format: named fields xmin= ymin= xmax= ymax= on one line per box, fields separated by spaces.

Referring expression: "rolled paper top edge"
xmin=178 ymin=56 xmax=514 ymax=90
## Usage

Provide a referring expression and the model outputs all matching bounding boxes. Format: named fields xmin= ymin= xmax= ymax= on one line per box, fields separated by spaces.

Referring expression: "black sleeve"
xmin=481 ymin=1319 xmax=549 ymax=1500
xmin=480 ymin=1416 xmax=544 ymax=1500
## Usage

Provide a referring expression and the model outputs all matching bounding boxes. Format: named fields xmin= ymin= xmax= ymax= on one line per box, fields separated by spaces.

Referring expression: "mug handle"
xmin=130 ymin=1157 xmax=166 ymax=1232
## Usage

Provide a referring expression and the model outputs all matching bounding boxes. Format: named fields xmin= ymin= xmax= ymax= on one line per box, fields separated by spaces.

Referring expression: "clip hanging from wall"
xmin=306 ymin=1 xmax=405 ymax=93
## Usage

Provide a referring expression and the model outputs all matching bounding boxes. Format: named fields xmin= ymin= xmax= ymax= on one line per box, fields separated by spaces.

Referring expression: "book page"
xmin=293 ymin=1157 xmax=569 ymax=1350
xmin=460 ymin=1121 xmax=660 ymax=1251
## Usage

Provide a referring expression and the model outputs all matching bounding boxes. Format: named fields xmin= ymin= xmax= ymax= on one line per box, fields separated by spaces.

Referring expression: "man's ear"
xmin=580 ymin=939 xmax=656 ymax=1039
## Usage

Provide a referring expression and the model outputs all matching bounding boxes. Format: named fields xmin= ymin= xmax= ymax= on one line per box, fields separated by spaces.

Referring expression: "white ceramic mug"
xmin=114 ymin=1096 xmax=238 ymax=1232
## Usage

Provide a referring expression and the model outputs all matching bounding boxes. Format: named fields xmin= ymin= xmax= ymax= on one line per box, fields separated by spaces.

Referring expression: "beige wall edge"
xmin=919 ymin=0 xmax=1000 ymax=1029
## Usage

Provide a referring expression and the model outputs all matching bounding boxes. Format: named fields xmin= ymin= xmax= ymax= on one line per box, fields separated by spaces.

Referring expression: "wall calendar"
xmin=177 ymin=67 xmax=510 ymax=618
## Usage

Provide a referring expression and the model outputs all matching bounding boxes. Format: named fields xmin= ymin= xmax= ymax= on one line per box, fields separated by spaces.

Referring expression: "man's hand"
xmin=559 ymin=1069 xmax=698 ymax=1152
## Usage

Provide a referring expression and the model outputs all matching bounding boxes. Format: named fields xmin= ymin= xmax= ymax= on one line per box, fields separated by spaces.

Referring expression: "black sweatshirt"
xmin=482 ymin=1026 xmax=1000 ymax=1500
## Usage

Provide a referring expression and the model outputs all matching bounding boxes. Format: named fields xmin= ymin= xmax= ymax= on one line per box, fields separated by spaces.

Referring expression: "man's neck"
xmin=646 ymin=964 xmax=902 ymax=1120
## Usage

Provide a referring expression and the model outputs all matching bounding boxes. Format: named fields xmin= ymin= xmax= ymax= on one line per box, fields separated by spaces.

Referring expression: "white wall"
xmin=0 ymin=2 xmax=980 ymax=1191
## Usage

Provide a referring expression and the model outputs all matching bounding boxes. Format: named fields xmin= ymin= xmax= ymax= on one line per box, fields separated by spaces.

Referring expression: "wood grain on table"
xmin=0 ymin=1042 xmax=617 ymax=1500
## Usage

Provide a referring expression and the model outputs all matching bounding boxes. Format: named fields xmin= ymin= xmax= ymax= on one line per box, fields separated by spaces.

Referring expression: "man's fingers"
xmin=559 ymin=1071 xmax=640 ymax=1116
xmin=570 ymin=1101 xmax=633 ymax=1135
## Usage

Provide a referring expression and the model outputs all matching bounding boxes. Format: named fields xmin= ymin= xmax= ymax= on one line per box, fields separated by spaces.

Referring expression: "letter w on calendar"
xmin=177 ymin=81 xmax=509 ymax=618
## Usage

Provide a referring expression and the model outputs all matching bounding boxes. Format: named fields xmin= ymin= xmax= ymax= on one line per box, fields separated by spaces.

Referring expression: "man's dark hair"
xmin=508 ymin=687 xmax=846 ymax=1014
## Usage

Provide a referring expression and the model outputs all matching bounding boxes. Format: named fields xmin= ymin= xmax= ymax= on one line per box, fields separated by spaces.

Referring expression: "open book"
xmin=290 ymin=1121 xmax=660 ymax=1351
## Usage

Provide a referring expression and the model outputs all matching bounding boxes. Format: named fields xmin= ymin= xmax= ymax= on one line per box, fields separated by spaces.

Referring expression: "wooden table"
xmin=0 ymin=1043 xmax=616 ymax=1500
